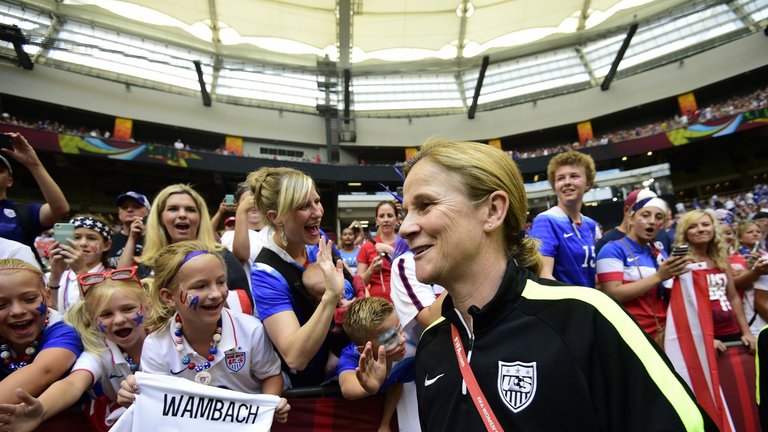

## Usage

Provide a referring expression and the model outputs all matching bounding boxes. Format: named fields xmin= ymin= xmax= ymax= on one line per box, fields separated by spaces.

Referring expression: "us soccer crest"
xmin=225 ymin=350 xmax=246 ymax=372
xmin=497 ymin=361 xmax=537 ymax=413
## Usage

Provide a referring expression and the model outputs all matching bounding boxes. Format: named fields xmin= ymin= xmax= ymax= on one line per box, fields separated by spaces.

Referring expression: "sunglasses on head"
xmin=77 ymin=267 xmax=140 ymax=297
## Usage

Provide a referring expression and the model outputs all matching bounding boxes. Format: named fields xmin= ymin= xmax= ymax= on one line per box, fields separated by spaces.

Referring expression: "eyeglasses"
xmin=77 ymin=267 xmax=140 ymax=297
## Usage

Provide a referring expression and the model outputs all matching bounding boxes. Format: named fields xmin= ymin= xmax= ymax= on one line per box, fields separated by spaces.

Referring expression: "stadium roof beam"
xmin=600 ymin=23 xmax=638 ymax=91
xmin=577 ymin=0 xmax=592 ymax=31
xmin=0 ymin=24 xmax=33 ymax=70
xmin=468 ymin=55 xmax=489 ymax=120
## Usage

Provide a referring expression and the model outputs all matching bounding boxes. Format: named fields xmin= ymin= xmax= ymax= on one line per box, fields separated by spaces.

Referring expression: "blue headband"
xmin=180 ymin=250 xmax=210 ymax=265
xmin=631 ymin=197 xmax=653 ymax=213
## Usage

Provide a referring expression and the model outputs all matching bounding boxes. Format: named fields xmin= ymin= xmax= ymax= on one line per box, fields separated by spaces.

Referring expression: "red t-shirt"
xmin=697 ymin=266 xmax=741 ymax=338
xmin=356 ymin=236 xmax=393 ymax=301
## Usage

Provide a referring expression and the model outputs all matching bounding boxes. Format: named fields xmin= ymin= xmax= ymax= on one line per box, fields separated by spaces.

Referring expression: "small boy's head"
xmin=343 ymin=297 xmax=405 ymax=361
xmin=302 ymin=262 xmax=326 ymax=302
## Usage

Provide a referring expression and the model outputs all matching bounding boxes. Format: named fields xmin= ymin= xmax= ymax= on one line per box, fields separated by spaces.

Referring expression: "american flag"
xmin=664 ymin=268 xmax=734 ymax=431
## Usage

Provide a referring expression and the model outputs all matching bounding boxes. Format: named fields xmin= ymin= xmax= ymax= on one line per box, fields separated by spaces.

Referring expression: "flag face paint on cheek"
xmin=187 ymin=295 xmax=200 ymax=310
xmin=178 ymin=290 xmax=200 ymax=311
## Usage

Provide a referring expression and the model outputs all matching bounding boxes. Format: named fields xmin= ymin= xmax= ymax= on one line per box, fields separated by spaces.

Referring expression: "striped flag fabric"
xmin=664 ymin=268 xmax=734 ymax=432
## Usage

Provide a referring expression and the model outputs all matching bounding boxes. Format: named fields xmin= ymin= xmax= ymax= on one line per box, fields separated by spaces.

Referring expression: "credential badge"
xmin=225 ymin=351 xmax=246 ymax=372
xmin=497 ymin=361 xmax=537 ymax=413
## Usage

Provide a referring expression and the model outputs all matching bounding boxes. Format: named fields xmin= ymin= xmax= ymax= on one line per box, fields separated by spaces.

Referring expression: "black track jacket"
xmin=416 ymin=261 xmax=717 ymax=431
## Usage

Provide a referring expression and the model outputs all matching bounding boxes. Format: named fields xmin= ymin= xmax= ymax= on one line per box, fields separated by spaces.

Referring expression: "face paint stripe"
xmin=187 ymin=295 xmax=200 ymax=311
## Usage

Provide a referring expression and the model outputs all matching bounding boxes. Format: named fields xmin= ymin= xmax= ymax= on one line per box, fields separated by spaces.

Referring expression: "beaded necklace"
xmin=1 ymin=313 xmax=49 ymax=372
xmin=172 ymin=314 xmax=222 ymax=385
xmin=122 ymin=351 xmax=140 ymax=373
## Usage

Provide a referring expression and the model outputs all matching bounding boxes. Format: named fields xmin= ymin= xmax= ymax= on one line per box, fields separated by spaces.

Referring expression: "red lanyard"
xmin=451 ymin=324 xmax=502 ymax=432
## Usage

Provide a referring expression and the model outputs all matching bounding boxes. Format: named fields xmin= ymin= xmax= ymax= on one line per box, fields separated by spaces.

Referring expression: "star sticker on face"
xmin=36 ymin=301 xmax=47 ymax=316
xmin=134 ymin=312 xmax=144 ymax=326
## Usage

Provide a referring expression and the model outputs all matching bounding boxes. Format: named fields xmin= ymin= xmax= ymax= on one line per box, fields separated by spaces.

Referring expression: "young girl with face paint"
xmin=47 ymin=215 xmax=113 ymax=312
xmin=117 ymin=240 xmax=290 ymax=424
xmin=0 ymin=269 xmax=149 ymax=431
xmin=0 ymin=259 xmax=83 ymax=405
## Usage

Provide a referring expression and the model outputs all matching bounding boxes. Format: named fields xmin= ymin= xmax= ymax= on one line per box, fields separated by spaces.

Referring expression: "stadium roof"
xmin=1 ymin=0 xmax=766 ymax=116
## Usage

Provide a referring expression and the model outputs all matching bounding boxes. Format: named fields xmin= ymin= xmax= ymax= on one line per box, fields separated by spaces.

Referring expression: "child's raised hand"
xmin=274 ymin=397 xmax=290 ymax=424
xmin=317 ymin=237 xmax=344 ymax=303
xmin=117 ymin=374 xmax=140 ymax=407
xmin=51 ymin=240 xmax=87 ymax=274
xmin=356 ymin=342 xmax=387 ymax=395
xmin=0 ymin=388 xmax=45 ymax=432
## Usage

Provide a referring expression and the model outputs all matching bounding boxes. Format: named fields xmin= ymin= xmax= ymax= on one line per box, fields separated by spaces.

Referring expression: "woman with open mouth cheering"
xmin=119 ymin=184 xmax=253 ymax=316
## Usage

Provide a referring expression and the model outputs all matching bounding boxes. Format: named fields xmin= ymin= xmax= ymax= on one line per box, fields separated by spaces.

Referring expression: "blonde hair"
xmin=246 ymin=167 xmax=316 ymax=230
xmin=65 ymin=279 xmax=150 ymax=354
xmin=0 ymin=259 xmax=45 ymax=293
xmin=146 ymin=240 xmax=225 ymax=333
xmin=737 ymin=221 xmax=759 ymax=250
xmin=343 ymin=297 xmax=394 ymax=345
xmin=404 ymin=138 xmax=543 ymax=274
xmin=141 ymin=184 xmax=222 ymax=267
xmin=674 ymin=209 xmax=729 ymax=269
xmin=546 ymin=150 xmax=596 ymax=189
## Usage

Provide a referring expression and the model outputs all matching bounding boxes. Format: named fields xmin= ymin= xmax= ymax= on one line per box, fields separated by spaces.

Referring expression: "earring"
xmin=279 ymin=226 xmax=288 ymax=247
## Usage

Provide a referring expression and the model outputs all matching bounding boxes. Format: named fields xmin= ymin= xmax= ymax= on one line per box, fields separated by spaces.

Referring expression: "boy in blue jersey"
xmin=531 ymin=150 xmax=600 ymax=287
xmin=337 ymin=297 xmax=413 ymax=430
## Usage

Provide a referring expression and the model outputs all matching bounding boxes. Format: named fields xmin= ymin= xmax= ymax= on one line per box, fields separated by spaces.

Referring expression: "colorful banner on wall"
xmin=404 ymin=148 xmax=418 ymax=161
xmin=576 ymin=121 xmax=594 ymax=144
xmin=226 ymin=136 xmax=243 ymax=156
xmin=678 ymin=92 xmax=698 ymax=116
xmin=488 ymin=139 xmax=501 ymax=149
xmin=113 ymin=117 xmax=133 ymax=140
xmin=1 ymin=106 xmax=767 ymax=174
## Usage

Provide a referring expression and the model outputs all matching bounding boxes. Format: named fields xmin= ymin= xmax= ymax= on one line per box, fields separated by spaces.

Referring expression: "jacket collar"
xmin=441 ymin=260 xmax=531 ymax=334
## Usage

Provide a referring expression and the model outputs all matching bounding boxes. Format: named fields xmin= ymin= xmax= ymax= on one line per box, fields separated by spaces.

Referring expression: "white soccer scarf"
xmin=111 ymin=372 xmax=279 ymax=432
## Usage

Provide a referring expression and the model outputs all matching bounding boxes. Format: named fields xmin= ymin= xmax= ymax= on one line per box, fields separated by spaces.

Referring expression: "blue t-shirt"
xmin=0 ymin=320 xmax=84 ymax=380
xmin=336 ymin=343 xmax=415 ymax=392
xmin=338 ymin=247 xmax=360 ymax=275
xmin=251 ymin=247 xmax=354 ymax=321
xmin=250 ymin=245 xmax=353 ymax=387
xmin=530 ymin=206 xmax=599 ymax=288
xmin=0 ymin=199 xmax=44 ymax=249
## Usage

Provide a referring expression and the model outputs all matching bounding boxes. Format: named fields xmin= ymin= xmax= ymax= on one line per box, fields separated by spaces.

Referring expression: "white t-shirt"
xmin=750 ymin=274 xmax=768 ymax=335
xmin=111 ymin=372 xmax=279 ymax=432
xmin=48 ymin=263 xmax=105 ymax=312
xmin=220 ymin=227 xmax=270 ymax=286
xmin=0 ymin=238 xmax=40 ymax=269
xmin=72 ymin=338 xmax=134 ymax=402
xmin=390 ymin=251 xmax=445 ymax=345
xmin=389 ymin=251 xmax=445 ymax=432
xmin=141 ymin=308 xmax=281 ymax=394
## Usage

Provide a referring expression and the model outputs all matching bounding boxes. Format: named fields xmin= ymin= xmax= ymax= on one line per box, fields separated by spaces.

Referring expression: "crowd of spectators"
xmin=3 ymin=129 xmax=768 ymax=429
xmin=2 ymin=85 xmax=767 ymax=167
xmin=506 ymin=85 xmax=768 ymax=160
xmin=679 ymin=183 xmax=768 ymax=221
